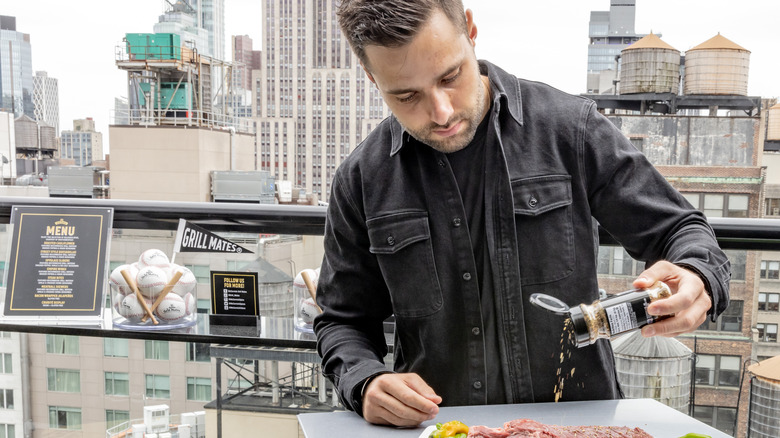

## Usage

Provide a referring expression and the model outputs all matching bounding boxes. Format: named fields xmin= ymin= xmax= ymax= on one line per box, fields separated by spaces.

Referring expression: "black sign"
xmin=174 ymin=219 xmax=253 ymax=254
xmin=210 ymin=271 xmax=258 ymax=316
xmin=4 ymin=206 xmax=113 ymax=316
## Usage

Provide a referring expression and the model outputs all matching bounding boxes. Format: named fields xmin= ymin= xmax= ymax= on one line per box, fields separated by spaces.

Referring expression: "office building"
xmin=60 ymin=118 xmax=104 ymax=167
xmin=257 ymin=0 xmax=389 ymax=199
xmin=587 ymin=1 xmax=644 ymax=94
xmin=0 ymin=16 xmax=34 ymax=119
xmin=32 ymin=71 xmax=59 ymax=134
xmin=232 ymin=35 xmax=261 ymax=92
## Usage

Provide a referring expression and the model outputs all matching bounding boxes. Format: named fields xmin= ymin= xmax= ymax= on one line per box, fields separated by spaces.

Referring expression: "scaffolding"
xmin=115 ymin=35 xmax=254 ymax=135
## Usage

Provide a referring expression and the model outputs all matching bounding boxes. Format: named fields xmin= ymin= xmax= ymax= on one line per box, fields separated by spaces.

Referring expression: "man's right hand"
xmin=362 ymin=373 xmax=442 ymax=427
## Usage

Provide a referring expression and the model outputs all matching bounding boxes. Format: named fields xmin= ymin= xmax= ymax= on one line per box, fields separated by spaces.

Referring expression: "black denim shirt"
xmin=314 ymin=61 xmax=731 ymax=414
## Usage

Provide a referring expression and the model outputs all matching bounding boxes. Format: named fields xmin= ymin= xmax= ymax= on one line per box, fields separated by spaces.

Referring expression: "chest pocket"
xmin=366 ymin=211 xmax=442 ymax=317
xmin=512 ymin=175 xmax=575 ymax=285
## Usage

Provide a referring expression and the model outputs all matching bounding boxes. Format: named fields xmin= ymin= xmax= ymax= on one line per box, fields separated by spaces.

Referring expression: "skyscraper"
xmin=257 ymin=0 xmax=389 ymax=198
xmin=198 ymin=0 xmax=225 ymax=62
xmin=60 ymin=118 xmax=103 ymax=166
xmin=32 ymin=71 xmax=59 ymax=133
xmin=0 ymin=16 xmax=34 ymax=118
xmin=586 ymin=0 xmax=644 ymax=94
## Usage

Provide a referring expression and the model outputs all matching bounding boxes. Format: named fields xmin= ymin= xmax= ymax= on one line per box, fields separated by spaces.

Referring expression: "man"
xmin=315 ymin=0 xmax=730 ymax=428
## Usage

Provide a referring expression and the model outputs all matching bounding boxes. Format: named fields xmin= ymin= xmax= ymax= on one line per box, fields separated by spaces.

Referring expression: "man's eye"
xmin=443 ymin=70 xmax=461 ymax=84
xmin=398 ymin=93 xmax=417 ymax=103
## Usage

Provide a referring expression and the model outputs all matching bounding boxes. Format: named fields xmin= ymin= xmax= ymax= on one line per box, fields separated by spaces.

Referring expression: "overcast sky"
xmin=3 ymin=0 xmax=779 ymax=154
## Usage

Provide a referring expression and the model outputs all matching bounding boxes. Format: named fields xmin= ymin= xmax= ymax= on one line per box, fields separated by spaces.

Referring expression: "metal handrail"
xmin=0 ymin=196 xmax=776 ymax=250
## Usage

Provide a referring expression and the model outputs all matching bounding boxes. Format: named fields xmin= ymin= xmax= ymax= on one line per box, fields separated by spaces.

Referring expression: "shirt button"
xmin=472 ymin=327 xmax=480 ymax=335
xmin=528 ymin=196 xmax=538 ymax=208
xmin=438 ymin=160 xmax=446 ymax=168
xmin=462 ymin=272 xmax=471 ymax=281
xmin=386 ymin=236 xmax=395 ymax=246
xmin=452 ymin=218 xmax=462 ymax=227
xmin=473 ymin=381 xmax=482 ymax=390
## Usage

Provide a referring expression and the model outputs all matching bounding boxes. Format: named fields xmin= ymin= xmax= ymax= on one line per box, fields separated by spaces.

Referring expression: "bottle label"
xmin=605 ymin=298 xmax=651 ymax=335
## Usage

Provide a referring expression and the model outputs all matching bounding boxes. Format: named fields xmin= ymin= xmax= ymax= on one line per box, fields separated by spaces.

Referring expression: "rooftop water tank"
xmin=611 ymin=331 xmax=692 ymax=412
xmin=748 ymin=356 xmax=780 ymax=438
xmin=14 ymin=115 xmax=38 ymax=149
xmin=768 ymin=103 xmax=780 ymax=142
xmin=684 ymin=33 xmax=750 ymax=95
xmin=238 ymin=257 xmax=294 ymax=317
xmin=619 ymin=33 xmax=680 ymax=94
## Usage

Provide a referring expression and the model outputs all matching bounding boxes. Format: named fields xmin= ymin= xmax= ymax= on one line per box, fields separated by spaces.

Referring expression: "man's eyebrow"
xmin=385 ymin=62 xmax=462 ymax=95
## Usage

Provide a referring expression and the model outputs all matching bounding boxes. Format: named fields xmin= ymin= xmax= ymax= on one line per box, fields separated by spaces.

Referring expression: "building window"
xmin=105 ymin=372 xmax=130 ymax=396
xmin=724 ymin=250 xmax=747 ymax=281
xmin=106 ymin=410 xmax=130 ymax=430
xmin=184 ymin=264 xmax=210 ymax=283
xmin=104 ymin=338 xmax=129 ymax=357
xmin=699 ymin=300 xmax=742 ymax=332
xmin=758 ymin=293 xmax=780 ymax=311
xmin=46 ymin=335 xmax=79 ymax=355
xmin=0 ymin=354 xmax=11 ymax=374
xmin=760 ymin=261 xmax=780 ymax=280
xmin=683 ymin=193 xmax=749 ymax=218
xmin=145 ymin=375 xmax=170 ymax=399
xmin=145 ymin=340 xmax=169 ymax=360
xmin=693 ymin=405 xmax=736 ymax=436
xmin=597 ymin=246 xmax=639 ymax=276
xmin=186 ymin=343 xmax=211 ymax=362
xmin=0 ymin=389 xmax=13 ymax=409
xmin=694 ymin=354 xmax=740 ymax=387
xmin=766 ymin=198 xmax=780 ymax=216
xmin=0 ymin=424 xmax=14 ymax=437
xmin=47 ymin=369 xmax=80 ymax=392
xmin=49 ymin=406 xmax=82 ymax=430
xmin=186 ymin=377 xmax=212 ymax=401
xmin=757 ymin=323 xmax=778 ymax=342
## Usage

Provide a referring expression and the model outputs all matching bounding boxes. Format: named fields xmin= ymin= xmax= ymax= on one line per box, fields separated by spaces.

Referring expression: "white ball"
xmin=119 ymin=294 xmax=147 ymax=321
xmin=183 ymin=292 xmax=197 ymax=315
xmin=155 ymin=294 xmax=187 ymax=322
xmin=136 ymin=266 xmax=168 ymax=299
xmin=112 ymin=292 xmax=124 ymax=313
xmin=294 ymin=268 xmax=318 ymax=289
xmin=299 ymin=297 xmax=320 ymax=325
xmin=138 ymin=249 xmax=170 ymax=269
xmin=109 ymin=264 xmax=138 ymax=296
xmin=172 ymin=267 xmax=197 ymax=297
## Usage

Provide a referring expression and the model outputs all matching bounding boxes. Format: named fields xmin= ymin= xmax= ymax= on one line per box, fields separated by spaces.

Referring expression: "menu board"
xmin=210 ymin=271 xmax=258 ymax=316
xmin=3 ymin=206 xmax=113 ymax=320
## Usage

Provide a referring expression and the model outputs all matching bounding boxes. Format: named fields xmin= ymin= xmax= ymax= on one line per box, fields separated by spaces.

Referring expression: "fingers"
xmin=362 ymin=373 xmax=441 ymax=427
xmin=635 ymin=261 xmax=711 ymax=337
xmin=642 ymin=290 xmax=710 ymax=337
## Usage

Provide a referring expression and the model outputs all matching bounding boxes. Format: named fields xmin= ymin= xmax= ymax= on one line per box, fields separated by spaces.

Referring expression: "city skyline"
xmin=2 ymin=0 xmax=780 ymax=155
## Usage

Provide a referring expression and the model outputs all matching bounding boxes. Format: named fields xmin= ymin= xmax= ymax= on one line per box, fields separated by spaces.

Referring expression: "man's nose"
xmin=429 ymin=89 xmax=454 ymax=127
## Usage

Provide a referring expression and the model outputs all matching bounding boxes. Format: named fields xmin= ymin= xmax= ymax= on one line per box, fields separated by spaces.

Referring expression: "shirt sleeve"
xmin=314 ymin=171 xmax=394 ymax=413
xmin=580 ymin=102 xmax=731 ymax=320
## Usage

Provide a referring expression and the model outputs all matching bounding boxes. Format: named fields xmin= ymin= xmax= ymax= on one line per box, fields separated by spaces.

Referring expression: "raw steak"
xmin=467 ymin=419 xmax=653 ymax=438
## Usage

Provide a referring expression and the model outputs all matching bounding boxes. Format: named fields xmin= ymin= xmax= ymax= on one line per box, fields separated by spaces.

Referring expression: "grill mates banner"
xmin=173 ymin=219 xmax=253 ymax=255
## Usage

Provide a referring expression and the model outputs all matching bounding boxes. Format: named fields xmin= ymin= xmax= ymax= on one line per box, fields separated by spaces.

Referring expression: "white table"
xmin=298 ymin=398 xmax=732 ymax=438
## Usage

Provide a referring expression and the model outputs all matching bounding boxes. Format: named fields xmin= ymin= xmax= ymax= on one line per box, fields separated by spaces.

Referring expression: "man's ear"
xmin=465 ymin=9 xmax=477 ymax=46
xmin=361 ymin=61 xmax=376 ymax=84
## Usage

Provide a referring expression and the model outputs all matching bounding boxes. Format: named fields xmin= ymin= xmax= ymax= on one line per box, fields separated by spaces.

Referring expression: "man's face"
xmin=363 ymin=10 xmax=490 ymax=154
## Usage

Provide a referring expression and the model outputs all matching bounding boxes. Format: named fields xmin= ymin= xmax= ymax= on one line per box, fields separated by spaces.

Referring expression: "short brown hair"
xmin=337 ymin=0 xmax=467 ymax=69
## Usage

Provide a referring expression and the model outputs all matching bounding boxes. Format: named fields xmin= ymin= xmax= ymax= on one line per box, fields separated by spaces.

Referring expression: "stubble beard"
xmin=404 ymin=75 xmax=488 ymax=154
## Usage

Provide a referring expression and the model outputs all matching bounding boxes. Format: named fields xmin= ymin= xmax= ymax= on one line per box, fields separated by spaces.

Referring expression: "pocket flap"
xmin=367 ymin=211 xmax=431 ymax=254
xmin=512 ymin=175 xmax=572 ymax=216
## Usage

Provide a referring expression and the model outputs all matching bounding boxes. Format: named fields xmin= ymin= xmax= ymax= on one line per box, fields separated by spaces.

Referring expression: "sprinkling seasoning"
xmin=530 ymin=281 xmax=673 ymax=348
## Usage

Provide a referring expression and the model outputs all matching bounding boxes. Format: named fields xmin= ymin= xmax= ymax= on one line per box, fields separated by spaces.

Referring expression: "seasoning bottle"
xmin=529 ymin=281 xmax=672 ymax=348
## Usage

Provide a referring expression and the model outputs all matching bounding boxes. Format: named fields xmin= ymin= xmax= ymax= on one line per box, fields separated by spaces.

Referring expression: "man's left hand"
xmin=633 ymin=261 xmax=710 ymax=338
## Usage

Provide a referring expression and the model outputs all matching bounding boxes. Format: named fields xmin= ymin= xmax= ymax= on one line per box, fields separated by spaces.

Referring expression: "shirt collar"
xmin=389 ymin=60 xmax=523 ymax=157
